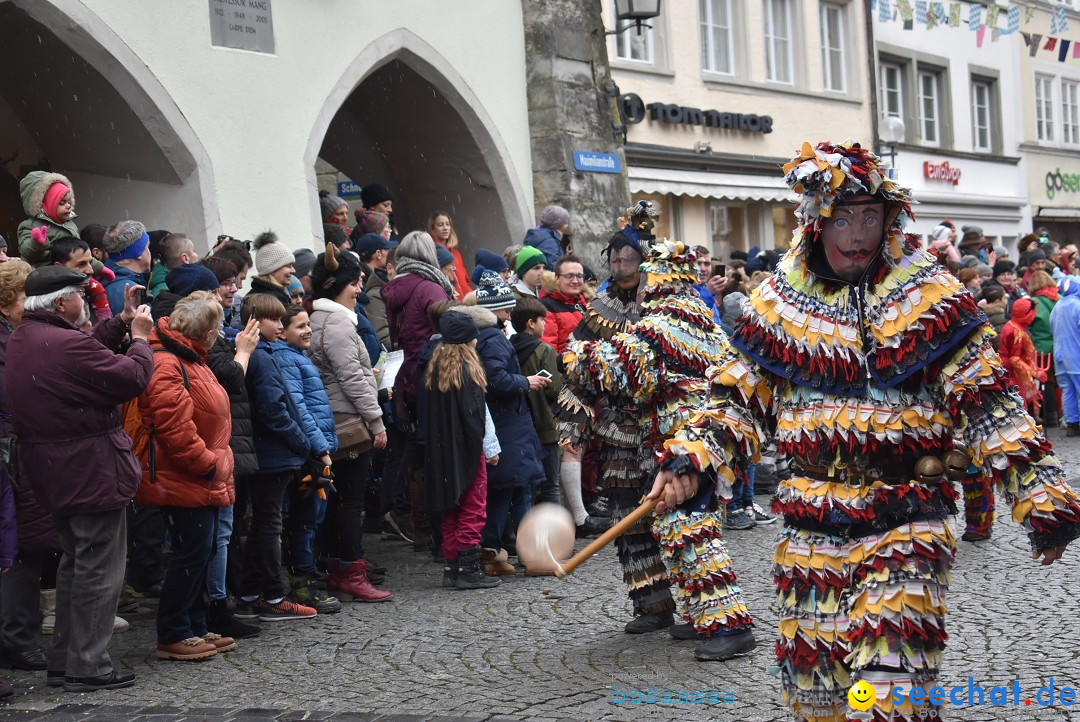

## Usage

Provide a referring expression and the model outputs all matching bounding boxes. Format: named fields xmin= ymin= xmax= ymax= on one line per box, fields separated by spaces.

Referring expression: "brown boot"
xmin=480 ymin=548 xmax=515 ymax=576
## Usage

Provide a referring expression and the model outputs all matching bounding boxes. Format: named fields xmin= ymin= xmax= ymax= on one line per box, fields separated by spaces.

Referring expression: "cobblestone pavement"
xmin=3 ymin=430 xmax=1080 ymax=721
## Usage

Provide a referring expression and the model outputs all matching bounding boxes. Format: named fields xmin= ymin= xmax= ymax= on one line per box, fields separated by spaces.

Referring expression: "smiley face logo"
xmin=848 ymin=680 xmax=876 ymax=711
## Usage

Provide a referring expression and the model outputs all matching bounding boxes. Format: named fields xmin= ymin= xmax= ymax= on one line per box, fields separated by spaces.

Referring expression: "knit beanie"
xmin=435 ymin=244 xmax=455 ymax=268
xmin=475 ymin=270 xmax=516 ymax=311
xmin=539 ymin=205 xmax=570 ymax=230
xmin=252 ymin=230 xmax=296 ymax=276
xmin=166 ymin=263 xmax=219 ymax=297
xmin=515 ymin=246 xmax=546 ymax=277
xmin=319 ymin=192 xmax=347 ymax=221
xmin=361 ymin=183 xmax=393 ymax=209
xmin=311 ymin=244 xmax=363 ymax=301
xmin=929 ymin=225 xmax=952 ymax=243
xmin=355 ymin=208 xmax=390 ymax=235
xmin=976 ymin=263 xmax=992 ymax=277
xmin=440 ymin=310 xmax=479 ymax=344
xmin=721 ymin=292 xmax=747 ymax=330
xmin=1028 ymin=249 xmax=1047 ymax=263
xmin=475 ymin=248 xmax=509 ymax=274
xmin=285 ymin=275 xmax=304 ymax=297
xmin=993 ymin=245 xmax=1008 ymax=260
xmin=42 ymin=183 xmax=71 ymax=223
xmin=293 ymin=248 xmax=316 ymax=279
xmin=323 ymin=223 xmax=348 ymax=250
xmin=993 ymin=260 xmax=1016 ymax=278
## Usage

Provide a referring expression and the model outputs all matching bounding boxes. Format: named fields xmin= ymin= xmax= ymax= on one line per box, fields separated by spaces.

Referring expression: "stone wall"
xmin=521 ymin=0 xmax=629 ymax=269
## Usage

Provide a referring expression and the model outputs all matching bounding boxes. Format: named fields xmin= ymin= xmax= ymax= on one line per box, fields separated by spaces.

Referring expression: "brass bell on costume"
xmin=914 ymin=456 xmax=945 ymax=484
xmin=940 ymin=448 xmax=969 ymax=481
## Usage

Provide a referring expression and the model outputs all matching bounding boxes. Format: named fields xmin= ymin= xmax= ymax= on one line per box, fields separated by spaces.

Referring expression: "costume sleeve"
xmin=938 ymin=325 xmax=1080 ymax=551
xmin=482 ymin=403 xmax=501 ymax=460
xmin=562 ymin=324 xmax=660 ymax=400
xmin=656 ymin=344 xmax=773 ymax=500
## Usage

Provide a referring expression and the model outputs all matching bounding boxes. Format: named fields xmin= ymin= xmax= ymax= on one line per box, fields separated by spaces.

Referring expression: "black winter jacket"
xmin=207 ymin=329 xmax=259 ymax=478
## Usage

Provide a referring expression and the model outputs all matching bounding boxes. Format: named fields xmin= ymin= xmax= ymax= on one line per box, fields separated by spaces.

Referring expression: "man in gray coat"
xmin=6 ymin=267 xmax=153 ymax=692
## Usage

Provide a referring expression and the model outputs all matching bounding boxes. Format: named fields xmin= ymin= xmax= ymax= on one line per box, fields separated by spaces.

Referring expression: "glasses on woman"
xmin=220 ymin=279 xmax=238 ymax=290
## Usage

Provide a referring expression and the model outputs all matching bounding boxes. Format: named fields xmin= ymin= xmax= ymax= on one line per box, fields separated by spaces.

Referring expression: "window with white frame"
xmin=820 ymin=2 xmax=846 ymax=92
xmin=701 ymin=0 xmax=734 ymax=74
xmin=971 ymin=80 xmax=992 ymax=152
xmin=918 ymin=70 xmax=940 ymax=146
xmin=1036 ymin=74 xmax=1055 ymax=142
xmin=764 ymin=0 xmax=793 ymax=84
xmin=615 ymin=11 xmax=654 ymax=63
xmin=1063 ymin=79 xmax=1080 ymax=145
xmin=880 ymin=62 xmax=903 ymax=119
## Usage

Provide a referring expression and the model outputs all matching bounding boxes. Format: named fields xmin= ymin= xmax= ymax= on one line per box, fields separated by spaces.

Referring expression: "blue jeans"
xmin=731 ymin=465 xmax=756 ymax=510
xmin=481 ymin=485 xmax=532 ymax=550
xmin=286 ymin=480 xmax=327 ymax=575
xmin=158 ymin=506 xmax=217 ymax=644
xmin=206 ymin=504 xmax=233 ymax=602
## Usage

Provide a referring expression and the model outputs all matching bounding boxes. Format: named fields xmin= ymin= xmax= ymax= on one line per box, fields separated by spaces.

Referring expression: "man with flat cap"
xmin=6 ymin=267 xmax=153 ymax=692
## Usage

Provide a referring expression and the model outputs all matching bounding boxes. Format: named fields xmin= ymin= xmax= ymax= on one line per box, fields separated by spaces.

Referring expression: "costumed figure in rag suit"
xmin=650 ymin=140 xmax=1080 ymax=721
xmin=562 ymin=238 xmax=756 ymax=661
xmin=556 ymin=201 xmax=676 ymax=633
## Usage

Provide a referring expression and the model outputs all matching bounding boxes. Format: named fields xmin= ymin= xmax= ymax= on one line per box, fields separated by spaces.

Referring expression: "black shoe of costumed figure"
xmin=668 ymin=623 xmax=704 ymax=640
xmin=694 ymin=629 xmax=757 ymax=662
xmin=625 ymin=611 xmax=674 ymax=634
xmin=575 ymin=515 xmax=608 ymax=538
xmin=1068 ymin=423 xmax=1080 ymax=438
xmin=961 ymin=529 xmax=992 ymax=542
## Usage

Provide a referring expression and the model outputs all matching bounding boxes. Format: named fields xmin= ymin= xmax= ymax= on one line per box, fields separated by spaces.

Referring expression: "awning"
xmin=628 ymin=166 xmax=793 ymax=202
xmin=1034 ymin=207 xmax=1080 ymax=220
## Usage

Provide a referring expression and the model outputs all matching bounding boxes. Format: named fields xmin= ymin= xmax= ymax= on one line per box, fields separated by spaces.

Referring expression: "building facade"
xmin=0 ymin=0 xmax=536 ymax=257
xmin=873 ymin=0 xmax=1029 ymax=249
xmin=605 ymin=0 xmax=874 ymax=260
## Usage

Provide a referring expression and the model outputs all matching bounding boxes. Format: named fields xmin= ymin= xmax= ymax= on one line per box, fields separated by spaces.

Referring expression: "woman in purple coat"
xmin=381 ymin=231 xmax=454 ymax=552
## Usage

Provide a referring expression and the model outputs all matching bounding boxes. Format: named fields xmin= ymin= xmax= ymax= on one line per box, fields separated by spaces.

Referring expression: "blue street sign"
xmin=573 ymin=151 xmax=622 ymax=174
xmin=338 ymin=181 xmax=362 ymax=197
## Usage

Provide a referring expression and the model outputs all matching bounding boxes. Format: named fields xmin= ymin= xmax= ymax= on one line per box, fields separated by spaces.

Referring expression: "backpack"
xmin=121 ymin=348 xmax=189 ymax=479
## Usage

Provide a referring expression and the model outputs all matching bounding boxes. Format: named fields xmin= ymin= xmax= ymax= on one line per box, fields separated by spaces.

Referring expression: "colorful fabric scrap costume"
xmin=556 ymin=203 xmax=673 ymax=620
xmin=562 ymin=239 xmax=752 ymax=637
xmin=660 ymin=141 xmax=1080 ymax=721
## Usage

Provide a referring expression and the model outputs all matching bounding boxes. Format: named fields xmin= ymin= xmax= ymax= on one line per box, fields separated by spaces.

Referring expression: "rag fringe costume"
xmin=562 ymin=240 xmax=752 ymax=635
xmin=556 ymin=207 xmax=673 ymax=618
xmin=660 ymin=141 xmax=1080 ymax=721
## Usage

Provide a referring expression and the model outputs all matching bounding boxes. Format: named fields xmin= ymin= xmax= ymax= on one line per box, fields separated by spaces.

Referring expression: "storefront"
xmin=892 ymin=149 xmax=1028 ymax=250
xmin=1026 ymin=150 xmax=1080 ymax=247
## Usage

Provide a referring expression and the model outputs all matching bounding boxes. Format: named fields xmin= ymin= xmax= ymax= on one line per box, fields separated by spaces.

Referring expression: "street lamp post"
xmin=879 ymin=116 xmax=906 ymax=172
xmin=607 ymin=0 xmax=662 ymax=35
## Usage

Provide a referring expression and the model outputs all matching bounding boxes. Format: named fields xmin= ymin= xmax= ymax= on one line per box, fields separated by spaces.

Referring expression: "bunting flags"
xmin=877 ymin=2 xmax=1080 ymax=65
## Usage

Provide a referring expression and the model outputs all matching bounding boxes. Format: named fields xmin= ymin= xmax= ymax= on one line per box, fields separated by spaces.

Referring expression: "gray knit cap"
xmin=320 ymin=193 xmax=347 ymax=221
xmin=539 ymin=205 xmax=569 ymax=230
xmin=252 ymin=230 xmax=296 ymax=276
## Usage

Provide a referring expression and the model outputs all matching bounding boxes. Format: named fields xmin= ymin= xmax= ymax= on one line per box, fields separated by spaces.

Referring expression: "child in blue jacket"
xmin=272 ymin=306 xmax=341 ymax=614
xmin=236 ymin=294 xmax=314 ymax=622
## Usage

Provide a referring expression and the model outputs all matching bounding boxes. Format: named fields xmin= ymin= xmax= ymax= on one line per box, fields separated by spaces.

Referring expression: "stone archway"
xmin=0 ymin=0 xmax=218 ymax=250
xmin=306 ymin=29 xmax=530 ymax=265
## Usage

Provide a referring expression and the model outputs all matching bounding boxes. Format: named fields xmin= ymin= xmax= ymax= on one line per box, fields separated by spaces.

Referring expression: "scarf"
xmin=394 ymin=257 xmax=455 ymax=298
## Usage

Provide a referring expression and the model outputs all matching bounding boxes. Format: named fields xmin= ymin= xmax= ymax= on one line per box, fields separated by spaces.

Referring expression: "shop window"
xmin=971 ymin=80 xmax=992 ymax=153
xmin=918 ymin=70 xmax=940 ymax=147
xmin=820 ymin=2 xmax=847 ymax=93
xmin=707 ymin=202 xmax=746 ymax=262
xmin=700 ymin=0 xmax=734 ymax=75
xmin=1036 ymin=74 xmax=1055 ymax=143
xmin=1063 ymin=79 xmax=1080 ymax=146
xmin=771 ymin=205 xmax=797 ymax=250
xmin=764 ymin=0 xmax=793 ymax=84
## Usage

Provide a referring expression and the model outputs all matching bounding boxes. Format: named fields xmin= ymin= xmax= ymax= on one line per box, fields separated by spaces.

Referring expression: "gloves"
xmin=31 ymin=226 xmax=48 ymax=246
xmin=99 ymin=266 xmax=116 ymax=282
xmin=299 ymin=461 xmax=335 ymax=500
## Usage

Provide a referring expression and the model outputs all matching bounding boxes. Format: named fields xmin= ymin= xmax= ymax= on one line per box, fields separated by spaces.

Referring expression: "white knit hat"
xmin=252 ymin=230 xmax=295 ymax=275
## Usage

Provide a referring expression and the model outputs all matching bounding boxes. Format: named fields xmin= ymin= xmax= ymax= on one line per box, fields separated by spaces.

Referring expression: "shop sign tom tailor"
xmin=619 ymin=93 xmax=773 ymax=134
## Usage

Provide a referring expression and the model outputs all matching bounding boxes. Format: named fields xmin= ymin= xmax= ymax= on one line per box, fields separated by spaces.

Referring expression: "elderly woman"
xmin=0 ymin=261 xmax=34 ymax=691
xmin=136 ymin=291 xmax=236 ymax=661
xmin=309 ymin=246 xmax=390 ymax=602
xmin=381 ymin=231 xmax=455 ymax=552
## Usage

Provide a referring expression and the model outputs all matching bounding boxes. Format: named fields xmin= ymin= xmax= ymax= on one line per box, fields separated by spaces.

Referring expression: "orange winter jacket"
xmin=135 ymin=319 xmax=234 ymax=508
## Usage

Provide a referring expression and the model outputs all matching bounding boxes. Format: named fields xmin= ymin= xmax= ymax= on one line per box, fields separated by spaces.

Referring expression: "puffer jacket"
xmin=463 ymin=306 xmax=545 ymax=489
xmin=246 ymin=339 xmax=311 ymax=473
xmin=16 ymin=170 xmax=80 ymax=268
xmin=308 ymin=298 xmax=385 ymax=435
xmin=539 ymin=289 xmax=585 ymax=355
xmin=380 ymin=271 xmax=452 ymax=410
xmin=206 ymin=327 xmax=258 ymax=477
xmin=136 ymin=319 xmax=234 ymax=508
xmin=523 ymin=226 xmax=563 ymax=269
xmin=271 ymin=341 xmax=337 ymax=458
xmin=103 ymin=262 xmax=149 ymax=316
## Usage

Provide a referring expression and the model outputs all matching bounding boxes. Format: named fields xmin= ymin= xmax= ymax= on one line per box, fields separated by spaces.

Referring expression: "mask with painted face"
xmin=819 ymin=196 xmax=885 ymax=283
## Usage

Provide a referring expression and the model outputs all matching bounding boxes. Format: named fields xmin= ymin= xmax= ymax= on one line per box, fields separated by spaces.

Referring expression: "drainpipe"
xmin=865 ymin=0 xmax=881 ymax=155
